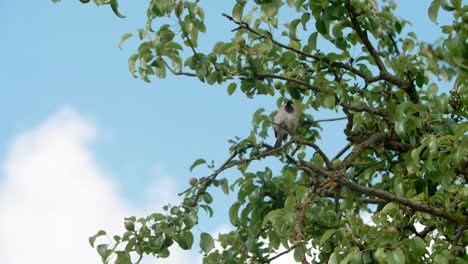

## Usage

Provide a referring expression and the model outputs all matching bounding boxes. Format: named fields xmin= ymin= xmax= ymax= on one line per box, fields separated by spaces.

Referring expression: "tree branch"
xmin=161 ymin=58 xmax=197 ymax=77
xmin=345 ymin=1 xmax=420 ymax=103
xmin=451 ymin=224 xmax=467 ymax=255
xmin=266 ymin=245 xmax=297 ymax=263
xmin=346 ymin=2 xmax=386 ymax=73
xmin=298 ymin=160 xmax=468 ymax=225
xmin=294 ymin=137 xmax=331 ymax=168
xmin=321 ymin=189 xmax=387 ymax=205
xmin=176 ymin=15 xmax=199 ymax=58
xmin=178 ymin=141 xmax=293 ymax=196
xmin=221 ymin=13 xmax=385 ymax=85
xmin=332 ymin=143 xmax=351 ymax=161
xmin=343 ymin=133 xmax=385 ymax=166
xmin=341 ymin=102 xmax=389 ymax=118
xmin=293 ymin=196 xmax=313 ymax=264
xmin=255 ymin=72 xmax=321 ymax=93
xmin=313 ymin=117 xmax=348 ymax=123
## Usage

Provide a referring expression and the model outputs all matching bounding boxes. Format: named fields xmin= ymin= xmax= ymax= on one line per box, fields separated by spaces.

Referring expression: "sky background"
xmin=0 ymin=0 xmax=456 ymax=263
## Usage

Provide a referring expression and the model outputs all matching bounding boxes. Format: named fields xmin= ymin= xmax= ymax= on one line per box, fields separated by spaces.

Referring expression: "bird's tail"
xmin=274 ymin=136 xmax=283 ymax=148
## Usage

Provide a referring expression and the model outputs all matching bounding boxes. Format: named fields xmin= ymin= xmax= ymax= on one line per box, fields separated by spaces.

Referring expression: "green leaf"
xmin=411 ymin=236 xmax=427 ymax=256
xmin=190 ymin=158 xmax=206 ymax=172
xmin=289 ymin=19 xmax=301 ymax=41
xmin=308 ymin=32 xmax=318 ymax=50
xmin=329 ymin=252 xmax=338 ymax=264
xmin=410 ymin=146 xmax=423 ymax=168
xmin=322 ymin=95 xmax=336 ymax=109
xmin=178 ymin=231 xmax=194 ymax=249
xmin=184 ymin=211 xmax=198 ymax=228
xmin=229 ymin=202 xmax=241 ymax=225
xmin=115 ymin=252 xmax=131 ymax=264
xmin=118 ymin=33 xmax=133 ymax=49
xmin=428 ymin=0 xmax=441 ymax=23
xmin=202 ymin=192 xmax=213 ymax=204
xmin=89 ymin=230 xmax=106 ymax=247
xmin=315 ymin=18 xmax=327 ymax=34
xmin=159 ymin=248 xmax=170 ymax=258
xmin=200 ymin=232 xmax=215 ymax=253
xmin=416 ymin=70 xmax=425 ymax=87
xmin=220 ymin=178 xmax=229 ymax=195
xmin=320 ymin=229 xmax=336 ymax=246
xmin=155 ymin=60 xmax=167 ymax=78
xmin=110 ymin=0 xmax=125 ymax=18
xmin=388 ymin=248 xmax=406 ymax=264
xmin=128 ymin=53 xmax=139 ymax=78
xmin=301 ymin=12 xmax=311 ymax=30
xmin=374 ymin=247 xmax=387 ymax=263
xmin=97 ymin=244 xmax=111 ymax=260
xmin=232 ymin=3 xmax=244 ymax=21
xmin=227 ymin=83 xmax=237 ymax=95
xmin=200 ymin=204 xmax=213 ymax=217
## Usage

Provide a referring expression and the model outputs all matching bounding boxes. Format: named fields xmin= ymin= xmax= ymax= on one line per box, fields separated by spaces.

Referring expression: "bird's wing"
xmin=273 ymin=107 xmax=285 ymax=137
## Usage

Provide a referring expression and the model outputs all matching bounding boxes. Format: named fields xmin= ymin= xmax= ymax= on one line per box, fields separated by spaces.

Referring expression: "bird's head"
xmin=284 ymin=99 xmax=295 ymax=112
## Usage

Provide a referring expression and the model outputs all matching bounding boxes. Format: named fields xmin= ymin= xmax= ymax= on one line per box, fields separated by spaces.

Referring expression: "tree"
xmin=57 ymin=0 xmax=467 ymax=263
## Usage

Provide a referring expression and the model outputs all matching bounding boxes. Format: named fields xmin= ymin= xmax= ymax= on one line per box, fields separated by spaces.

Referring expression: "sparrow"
xmin=273 ymin=99 xmax=299 ymax=148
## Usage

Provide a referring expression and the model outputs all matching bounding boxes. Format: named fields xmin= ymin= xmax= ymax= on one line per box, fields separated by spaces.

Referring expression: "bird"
xmin=273 ymin=99 xmax=299 ymax=148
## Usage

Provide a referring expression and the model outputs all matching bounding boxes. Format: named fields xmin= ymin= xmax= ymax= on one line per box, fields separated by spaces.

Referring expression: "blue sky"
xmin=0 ymin=0 xmax=455 ymax=263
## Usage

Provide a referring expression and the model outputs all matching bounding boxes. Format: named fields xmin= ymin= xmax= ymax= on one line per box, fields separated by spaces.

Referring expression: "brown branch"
xmin=293 ymin=197 xmax=313 ymax=264
xmin=293 ymin=137 xmax=331 ymax=168
xmin=341 ymin=103 xmax=388 ymax=117
xmin=451 ymin=224 xmax=467 ymax=255
xmin=346 ymin=2 xmax=386 ymax=73
xmin=266 ymin=244 xmax=297 ymax=263
xmin=178 ymin=152 xmax=237 ymax=196
xmin=312 ymin=117 xmax=348 ymax=123
xmin=388 ymin=33 xmax=401 ymax=56
xmin=178 ymin=141 xmax=293 ymax=196
xmin=298 ymin=160 xmax=468 ymax=225
xmin=161 ymin=59 xmax=196 ymax=77
xmin=334 ymin=188 xmax=341 ymax=213
xmin=321 ymin=189 xmax=387 ymax=205
xmin=255 ymin=72 xmax=321 ymax=93
xmin=176 ymin=15 xmax=199 ymax=58
xmin=345 ymin=1 xmax=420 ymax=104
xmin=221 ymin=13 xmax=382 ymax=85
xmin=418 ymin=224 xmax=436 ymax=238
xmin=332 ymin=143 xmax=351 ymax=161
xmin=343 ymin=132 xmax=385 ymax=166
xmin=404 ymin=224 xmax=436 ymax=238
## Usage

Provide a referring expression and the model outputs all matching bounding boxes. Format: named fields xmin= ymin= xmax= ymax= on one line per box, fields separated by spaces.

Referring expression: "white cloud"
xmin=0 ymin=107 xmax=195 ymax=264
xmin=143 ymin=166 xmax=183 ymax=210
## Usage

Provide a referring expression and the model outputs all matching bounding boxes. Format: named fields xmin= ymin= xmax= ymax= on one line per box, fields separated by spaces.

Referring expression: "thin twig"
xmin=294 ymin=137 xmax=331 ymax=168
xmin=161 ymin=58 xmax=196 ymax=77
xmin=346 ymin=1 xmax=385 ymax=72
xmin=221 ymin=13 xmax=381 ymax=85
xmin=267 ymin=244 xmax=297 ymax=263
xmin=332 ymin=143 xmax=351 ymax=161
xmin=418 ymin=224 xmax=436 ymax=238
xmin=312 ymin=117 xmax=347 ymax=123
xmin=451 ymin=224 xmax=467 ymax=254
xmin=341 ymin=102 xmax=389 ymax=118
xmin=343 ymin=133 xmax=385 ymax=166
xmin=176 ymin=15 xmax=199 ymax=58
xmin=178 ymin=141 xmax=293 ymax=196
xmin=388 ymin=33 xmax=401 ymax=55
xmin=321 ymin=189 xmax=386 ymax=204
xmin=255 ymin=72 xmax=321 ymax=93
